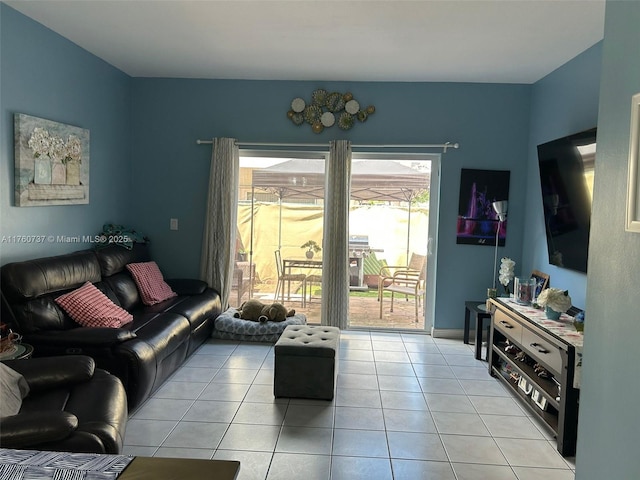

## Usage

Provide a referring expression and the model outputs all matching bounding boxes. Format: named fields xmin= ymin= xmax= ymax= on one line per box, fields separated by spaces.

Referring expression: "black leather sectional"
xmin=1 ymin=244 xmax=222 ymax=411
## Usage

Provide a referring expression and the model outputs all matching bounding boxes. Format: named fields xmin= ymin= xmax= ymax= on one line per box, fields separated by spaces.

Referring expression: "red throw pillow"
xmin=55 ymin=281 xmax=133 ymax=328
xmin=126 ymin=261 xmax=177 ymax=305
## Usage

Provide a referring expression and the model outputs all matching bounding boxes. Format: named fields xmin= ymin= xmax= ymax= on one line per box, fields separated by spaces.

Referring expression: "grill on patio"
xmin=348 ymin=235 xmax=382 ymax=290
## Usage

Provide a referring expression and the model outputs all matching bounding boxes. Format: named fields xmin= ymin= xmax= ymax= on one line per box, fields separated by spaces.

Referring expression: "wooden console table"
xmin=488 ymin=298 xmax=582 ymax=456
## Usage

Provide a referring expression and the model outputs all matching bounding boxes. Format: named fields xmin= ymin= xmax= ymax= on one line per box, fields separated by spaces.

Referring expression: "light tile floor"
xmin=123 ymin=331 xmax=576 ymax=480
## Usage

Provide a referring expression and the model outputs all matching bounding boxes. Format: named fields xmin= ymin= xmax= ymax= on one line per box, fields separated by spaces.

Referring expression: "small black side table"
xmin=464 ymin=301 xmax=492 ymax=361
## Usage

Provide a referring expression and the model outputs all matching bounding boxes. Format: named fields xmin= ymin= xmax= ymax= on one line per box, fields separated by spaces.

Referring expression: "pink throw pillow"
xmin=126 ymin=261 xmax=177 ymax=305
xmin=56 ymin=281 xmax=133 ymax=328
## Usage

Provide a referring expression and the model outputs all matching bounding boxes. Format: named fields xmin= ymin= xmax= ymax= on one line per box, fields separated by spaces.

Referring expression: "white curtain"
xmin=200 ymin=137 xmax=239 ymax=310
xmin=321 ymin=140 xmax=352 ymax=329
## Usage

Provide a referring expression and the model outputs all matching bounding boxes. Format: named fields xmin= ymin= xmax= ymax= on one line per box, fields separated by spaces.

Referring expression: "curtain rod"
xmin=195 ymin=139 xmax=459 ymax=153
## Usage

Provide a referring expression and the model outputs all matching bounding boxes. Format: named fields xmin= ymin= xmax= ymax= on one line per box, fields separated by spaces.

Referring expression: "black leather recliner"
xmin=1 ymin=244 xmax=222 ymax=410
xmin=0 ymin=355 xmax=128 ymax=454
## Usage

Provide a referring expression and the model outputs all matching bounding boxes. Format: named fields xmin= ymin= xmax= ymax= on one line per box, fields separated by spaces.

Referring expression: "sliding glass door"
xmin=233 ymin=149 xmax=440 ymax=332
xmin=347 ymin=154 xmax=437 ymax=331
xmin=234 ymin=152 xmax=326 ymax=324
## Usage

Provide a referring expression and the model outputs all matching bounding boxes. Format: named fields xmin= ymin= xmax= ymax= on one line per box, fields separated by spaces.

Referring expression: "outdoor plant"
xmin=300 ymin=240 xmax=321 ymax=253
xmin=537 ymin=288 xmax=572 ymax=313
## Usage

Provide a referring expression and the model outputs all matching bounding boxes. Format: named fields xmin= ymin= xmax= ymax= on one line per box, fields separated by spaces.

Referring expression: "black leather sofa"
xmin=0 ymin=355 xmax=128 ymax=454
xmin=1 ymin=244 xmax=221 ymax=410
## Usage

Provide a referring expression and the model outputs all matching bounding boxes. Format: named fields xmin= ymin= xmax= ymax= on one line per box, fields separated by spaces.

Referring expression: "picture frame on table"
xmin=626 ymin=92 xmax=640 ymax=232
xmin=531 ymin=270 xmax=550 ymax=299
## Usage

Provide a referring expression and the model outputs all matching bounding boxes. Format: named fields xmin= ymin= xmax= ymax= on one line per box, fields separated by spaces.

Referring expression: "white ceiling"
xmin=5 ymin=0 xmax=606 ymax=84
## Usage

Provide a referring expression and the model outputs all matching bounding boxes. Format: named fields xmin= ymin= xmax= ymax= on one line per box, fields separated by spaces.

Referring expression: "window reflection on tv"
xmin=537 ymin=128 xmax=596 ymax=274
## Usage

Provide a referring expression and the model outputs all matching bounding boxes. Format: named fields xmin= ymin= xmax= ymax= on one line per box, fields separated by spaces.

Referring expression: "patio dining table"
xmin=284 ymin=258 xmax=322 ymax=306
xmin=283 ymin=257 xmax=323 ymax=272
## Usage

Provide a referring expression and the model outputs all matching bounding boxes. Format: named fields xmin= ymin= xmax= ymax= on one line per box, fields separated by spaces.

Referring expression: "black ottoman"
xmin=274 ymin=325 xmax=340 ymax=400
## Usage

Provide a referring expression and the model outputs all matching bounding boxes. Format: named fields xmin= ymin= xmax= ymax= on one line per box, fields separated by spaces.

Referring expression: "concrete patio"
xmin=234 ymin=286 xmax=426 ymax=331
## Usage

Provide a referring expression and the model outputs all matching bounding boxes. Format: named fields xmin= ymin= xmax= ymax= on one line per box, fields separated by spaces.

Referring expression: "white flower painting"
xmin=14 ymin=113 xmax=89 ymax=206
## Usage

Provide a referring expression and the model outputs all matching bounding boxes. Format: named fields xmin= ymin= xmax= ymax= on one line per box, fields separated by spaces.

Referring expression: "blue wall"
xmin=576 ymin=1 xmax=640 ymax=478
xmin=131 ymin=79 xmax=531 ymax=330
xmin=521 ymin=43 xmax=603 ymax=310
xmin=0 ymin=4 xmax=133 ymax=263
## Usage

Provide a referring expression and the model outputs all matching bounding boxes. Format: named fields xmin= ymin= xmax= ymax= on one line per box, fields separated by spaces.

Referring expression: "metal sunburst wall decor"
xmin=287 ymin=89 xmax=375 ymax=133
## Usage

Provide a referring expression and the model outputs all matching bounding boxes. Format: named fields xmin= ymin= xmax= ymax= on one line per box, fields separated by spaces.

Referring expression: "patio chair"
xmin=304 ymin=273 xmax=322 ymax=304
xmin=378 ymin=252 xmax=426 ymax=321
xmin=230 ymin=261 xmax=254 ymax=307
xmin=274 ymin=250 xmax=306 ymax=307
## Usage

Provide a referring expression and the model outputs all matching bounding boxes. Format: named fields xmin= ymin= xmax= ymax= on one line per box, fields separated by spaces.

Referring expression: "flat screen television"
xmin=537 ymin=128 xmax=596 ymax=274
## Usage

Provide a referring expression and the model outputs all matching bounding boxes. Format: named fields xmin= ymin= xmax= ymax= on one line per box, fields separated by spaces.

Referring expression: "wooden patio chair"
xmin=274 ymin=250 xmax=306 ymax=307
xmin=230 ymin=262 xmax=254 ymax=307
xmin=378 ymin=252 xmax=426 ymax=321
xmin=304 ymin=273 xmax=322 ymax=304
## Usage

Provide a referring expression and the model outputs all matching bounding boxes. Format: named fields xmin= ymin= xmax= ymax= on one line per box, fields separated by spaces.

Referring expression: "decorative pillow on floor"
xmin=212 ymin=307 xmax=307 ymax=342
xmin=55 ymin=281 xmax=133 ymax=328
xmin=126 ymin=261 xmax=177 ymax=305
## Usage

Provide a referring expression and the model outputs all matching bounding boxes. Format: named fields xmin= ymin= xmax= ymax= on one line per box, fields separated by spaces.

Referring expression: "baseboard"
xmin=430 ymin=328 xmax=465 ymax=339
xmin=430 ymin=327 xmax=490 ymax=342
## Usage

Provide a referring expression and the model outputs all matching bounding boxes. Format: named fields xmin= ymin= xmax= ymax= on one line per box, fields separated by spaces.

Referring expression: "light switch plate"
xmin=170 ymin=218 xmax=178 ymax=230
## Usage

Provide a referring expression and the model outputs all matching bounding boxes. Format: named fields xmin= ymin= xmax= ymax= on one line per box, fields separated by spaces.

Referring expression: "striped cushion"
xmin=55 ymin=281 xmax=133 ymax=328
xmin=126 ymin=261 xmax=177 ymax=305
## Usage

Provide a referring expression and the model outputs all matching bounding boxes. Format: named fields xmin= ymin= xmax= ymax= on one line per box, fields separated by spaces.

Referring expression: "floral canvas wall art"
xmin=14 ymin=113 xmax=90 ymax=206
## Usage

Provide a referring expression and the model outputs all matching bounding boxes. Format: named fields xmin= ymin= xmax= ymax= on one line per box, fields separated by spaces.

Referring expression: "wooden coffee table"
xmin=119 ymin=456 xmax=240 ymax=480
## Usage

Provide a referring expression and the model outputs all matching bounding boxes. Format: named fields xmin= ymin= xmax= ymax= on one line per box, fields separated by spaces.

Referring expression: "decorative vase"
xmin=545 ymin=306 xmax=562 ymax=320
xmin=306 ymin=250 xmax=314 ymax=259
xmin=463 ymin=219 xmax=476 ymax=235
xmin=51 ymin=162 xmax=66 ymax=184
xmin=514 ymin=277 xmax=535 ymax=305
xmin=34 ymin=157 xmax=52 ymax=184
xmin=66 ymin=161 xmax=80 ymax=185
xmin=479 ymin=219 xmax=493 ymax=235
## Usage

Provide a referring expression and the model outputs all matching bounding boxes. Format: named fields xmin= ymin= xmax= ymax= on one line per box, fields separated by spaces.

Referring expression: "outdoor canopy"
xmin=251 ymin=159 xmax=430 ymax=202
xmin=249 ymin=158 xmax=431 ymax=258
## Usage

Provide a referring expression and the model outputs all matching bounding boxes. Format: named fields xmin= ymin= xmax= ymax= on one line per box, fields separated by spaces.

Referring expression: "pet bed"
xmin=211 ymin=307 xmax=307 ymax=342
